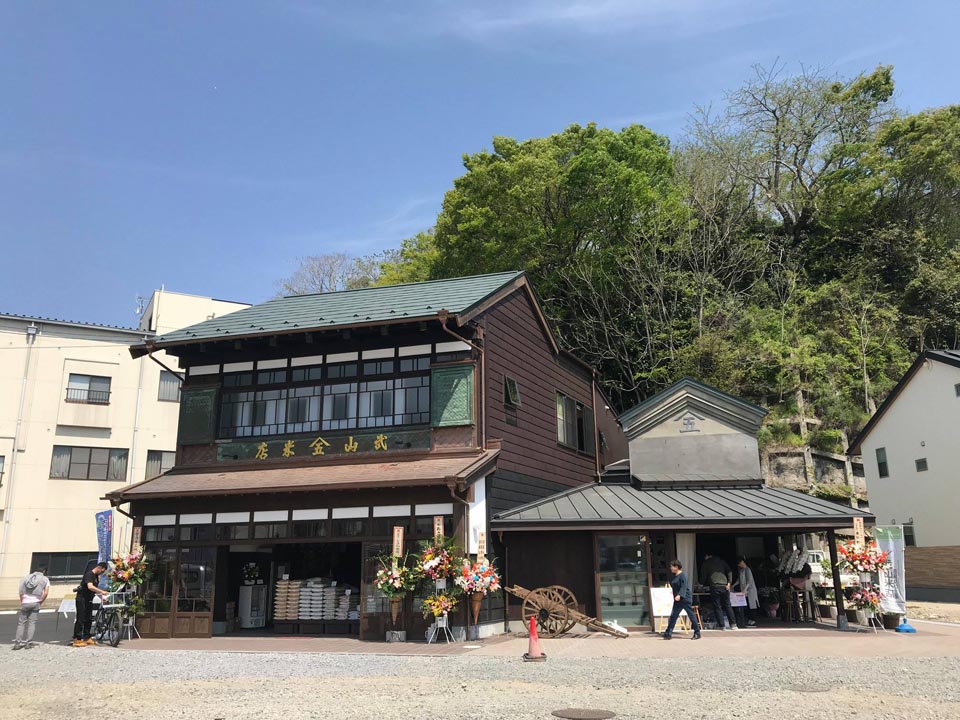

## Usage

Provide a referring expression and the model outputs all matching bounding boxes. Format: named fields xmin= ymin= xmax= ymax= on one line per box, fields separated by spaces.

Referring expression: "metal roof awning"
xmin=491 ymin=481 xmax=873 ymax=532
xmin=105 ymin=449 xmax=499 ymax=504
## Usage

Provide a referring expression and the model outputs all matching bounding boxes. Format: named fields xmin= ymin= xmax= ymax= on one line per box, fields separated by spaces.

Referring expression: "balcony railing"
xmin=65 ymin=387 xmax=111 ymax=405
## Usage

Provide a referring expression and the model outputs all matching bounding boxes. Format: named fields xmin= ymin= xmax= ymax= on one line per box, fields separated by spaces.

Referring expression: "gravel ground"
xmin=3 ymin=645 xmax=959 ymax=720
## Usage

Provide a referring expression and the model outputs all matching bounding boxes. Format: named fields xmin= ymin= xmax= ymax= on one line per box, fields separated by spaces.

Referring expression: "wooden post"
xmin=827 ymin=529 xmax=848 ymax=629
xmin=502 ymin=539 xmax=510 ymax=634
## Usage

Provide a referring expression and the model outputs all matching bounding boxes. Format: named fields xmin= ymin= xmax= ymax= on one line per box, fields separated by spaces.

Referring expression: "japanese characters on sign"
xmin=853 ymin=517 xmax=865 ymax=548
xmin=433 ymin=515 xmax=444 ymax=542
xmin=392 ymin=526 xmax=405 ymax=558
xmin=477 ymin=531 xmax=487 ymax=562
xmin=216 ymin=428 xmax=431 ymax=464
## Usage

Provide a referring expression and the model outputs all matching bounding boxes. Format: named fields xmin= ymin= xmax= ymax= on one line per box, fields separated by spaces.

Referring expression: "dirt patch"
xmin=907 ymin=601 xmax=960 ymax=623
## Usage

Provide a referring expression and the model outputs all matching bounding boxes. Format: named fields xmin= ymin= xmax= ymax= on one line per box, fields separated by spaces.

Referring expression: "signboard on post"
xmin=433 ymin=516 xmax=444 ymax=542
xmin=875 ymin=526 xmax=907 ymax=614
xmin=650 ymin=587 xmax=684 ymax=620
xmin=853 ymin=517 xmax=865 ymax=548
xmin=131 ymin=525 xmax=142 ymax=549
xmin=392 ymin=526 xmax=405 ymax=559
xmin=476 ymin=531 xmax=487 ymax=562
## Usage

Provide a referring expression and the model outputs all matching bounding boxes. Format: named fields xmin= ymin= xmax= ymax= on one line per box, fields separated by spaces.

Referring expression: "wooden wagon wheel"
xmin=521 ymin=587 xmax=569 ymax=637
xmin=549 ymin=585 xmax=579 ymax=633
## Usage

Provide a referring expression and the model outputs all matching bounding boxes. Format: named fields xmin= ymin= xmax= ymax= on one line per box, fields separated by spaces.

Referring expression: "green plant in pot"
xmin=758 ymin=586 xmax=780 ymax=617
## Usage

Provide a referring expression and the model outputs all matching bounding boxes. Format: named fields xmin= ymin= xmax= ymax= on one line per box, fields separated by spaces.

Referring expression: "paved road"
xmin=1 ymin=609 xmax=74 ymax=646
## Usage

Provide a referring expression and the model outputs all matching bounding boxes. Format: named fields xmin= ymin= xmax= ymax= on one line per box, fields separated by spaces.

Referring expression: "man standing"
xmin=700 ymin=552 xmax=739 ymax=630
xmin=72 ymin=561 xmax=109 ymax=647
xmin=13 ymin=566 xmax=49 ymax=650
xmin=662 ymin=560 xmax=701 ymax=640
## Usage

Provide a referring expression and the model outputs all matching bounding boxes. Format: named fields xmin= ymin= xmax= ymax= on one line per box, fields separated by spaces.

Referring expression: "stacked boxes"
xmin=273 ymin=579 xmax=302 ymax=622
xmin=270 ymin=578 xmax=361 ymax=633
xmin=299 ymin=580 xmax=326 ymax=621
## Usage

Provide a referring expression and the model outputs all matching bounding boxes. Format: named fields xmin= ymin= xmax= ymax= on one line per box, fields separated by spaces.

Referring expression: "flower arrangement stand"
xmin=427 ymin=613 xmax=455 ymax=644
xmin=854 ymin=610 xmax=886 ymax=634
xmin=426 ymin=577 xmax=455 ymax=644
xmin=123 ymin=616 xmax=141 ymax=641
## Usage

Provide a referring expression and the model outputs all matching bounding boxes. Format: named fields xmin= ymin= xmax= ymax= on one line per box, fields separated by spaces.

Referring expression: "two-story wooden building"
xmin=106 ymin=271 xmax=623 ymax=639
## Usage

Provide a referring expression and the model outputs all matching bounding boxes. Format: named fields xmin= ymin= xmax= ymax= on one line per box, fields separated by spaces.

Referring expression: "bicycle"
xmin=91 ymin=587 xmax=132 ymax=647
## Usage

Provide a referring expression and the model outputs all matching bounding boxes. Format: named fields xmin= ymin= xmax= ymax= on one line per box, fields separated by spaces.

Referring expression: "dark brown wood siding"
xmin=487 ymin=470 xmax=572 ymax=518
xmin=594 ymin=386 xmax=628 ymax=469
xmin=480 ymin=288 xmax=597 ymax=492
xmin=502 ymin=531 xmax=596 ymax=617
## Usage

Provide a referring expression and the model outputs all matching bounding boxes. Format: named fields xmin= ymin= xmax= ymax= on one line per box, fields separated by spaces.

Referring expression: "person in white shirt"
xmin=736 ymin=557 xmax=759 ymax=627
xmin=14 ymin=566 xmax=49 ymax=650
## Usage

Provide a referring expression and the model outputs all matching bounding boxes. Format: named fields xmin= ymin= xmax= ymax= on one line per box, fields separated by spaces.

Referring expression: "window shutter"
xmin=556 ymin=394 xmax=565 ymax=443
xmin=584 ymin=406 xmax=596 ymax=456
xmin=431 ymin=365 xmax=475 ymax=427
xmin=564 ymin=396 xmax=577 ymax=447
xmin=178 ymin=387 xmax=219 ymax=444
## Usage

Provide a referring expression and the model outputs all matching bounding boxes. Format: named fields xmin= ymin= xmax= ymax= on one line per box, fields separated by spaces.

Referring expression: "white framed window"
xmin=556 ymin=392 xmax=595 ymax=455
xmin=146 ymin=450 xmax=176 ymax=478
xmin=158 ymin=370 xmax=182 ymax=402
xmin=51 ymin=446 xmax=128 ymax=481
xmin=504 ymin=377 xmax=521 ymax=408
xmin=66 ymin=374 xmax=111 ymax=405
xmin=876 ymin=447 xmax=889 ymax=478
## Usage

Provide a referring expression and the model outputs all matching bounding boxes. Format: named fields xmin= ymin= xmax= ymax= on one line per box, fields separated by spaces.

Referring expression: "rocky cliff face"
xmin=761 ymin=447 xmax=867 ymax=505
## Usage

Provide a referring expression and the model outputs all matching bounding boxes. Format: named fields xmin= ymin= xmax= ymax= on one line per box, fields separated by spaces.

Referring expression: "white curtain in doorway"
xmin=676 ymin=533 xmax=696 ymax=583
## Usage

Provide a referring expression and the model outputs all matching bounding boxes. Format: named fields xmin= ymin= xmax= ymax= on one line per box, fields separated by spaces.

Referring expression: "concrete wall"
xmin=141 ymin=290 xmax=248 ymax=335
xmin=628 ymin=414 xmax=762 ymax=479
xmin=905 ymin=546 xmax=960 ymax=602
xmin=859 ymin=359 xmax=960 ymax=547
xmin=0 ymin=291 xmax=247 ymax=597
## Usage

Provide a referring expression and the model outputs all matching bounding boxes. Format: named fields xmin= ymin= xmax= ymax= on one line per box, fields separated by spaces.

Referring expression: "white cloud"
xmin=284 ymin=0 xmax=787 ymax=45
xmin=277 ymin=194 xmax=440 ymax=257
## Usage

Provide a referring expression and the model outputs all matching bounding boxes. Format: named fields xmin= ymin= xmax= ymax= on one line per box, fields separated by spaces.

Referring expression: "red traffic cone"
xmin=523 ymin=615 xmax=547 ymax=662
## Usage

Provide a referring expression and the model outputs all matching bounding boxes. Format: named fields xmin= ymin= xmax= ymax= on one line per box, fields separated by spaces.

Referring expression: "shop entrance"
xmin=596 ymin=533 xmax=652 ymax=628
xmin=220 ymin=542 xmax=363 ymax=637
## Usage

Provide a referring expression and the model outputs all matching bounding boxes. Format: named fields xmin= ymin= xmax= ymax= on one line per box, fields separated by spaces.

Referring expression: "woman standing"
xmin=736 ymin=557 xmax=759 ymax=626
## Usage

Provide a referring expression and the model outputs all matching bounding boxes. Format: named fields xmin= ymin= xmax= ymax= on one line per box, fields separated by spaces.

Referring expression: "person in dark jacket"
xmin=72 ymin=561 xmax=109 ymax=647
xmin=663 ymin=560 xmax=701 ymax=640
xmin=700 ymin=553 xmax=739 ymax=630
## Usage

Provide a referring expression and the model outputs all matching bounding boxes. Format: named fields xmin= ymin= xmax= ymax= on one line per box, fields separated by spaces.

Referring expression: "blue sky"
xmin=2 ymin=1 xmax=958 ymax=328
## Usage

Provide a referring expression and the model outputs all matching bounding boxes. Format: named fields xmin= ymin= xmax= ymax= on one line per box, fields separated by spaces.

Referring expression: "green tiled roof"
xmin=151 ymin=271 xmax=524 ymax=347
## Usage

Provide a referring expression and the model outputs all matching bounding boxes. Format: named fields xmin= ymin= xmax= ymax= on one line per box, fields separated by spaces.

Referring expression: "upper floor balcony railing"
xmin=65 ymin=387 xmax=111 ymax=405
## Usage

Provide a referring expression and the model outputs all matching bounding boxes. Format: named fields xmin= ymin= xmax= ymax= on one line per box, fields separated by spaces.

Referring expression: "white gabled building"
xmin=848 ymin=349 xmax=960 ymax=601
xmin=0 ymin=290 xmax=247 ymax=599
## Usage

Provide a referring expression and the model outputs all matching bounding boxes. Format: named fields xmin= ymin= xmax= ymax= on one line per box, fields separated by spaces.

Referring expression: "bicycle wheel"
xmin=93 ymin=609 xmax=108 ymax=642
xmin=107 ymin=611 xmax=122 ymax=647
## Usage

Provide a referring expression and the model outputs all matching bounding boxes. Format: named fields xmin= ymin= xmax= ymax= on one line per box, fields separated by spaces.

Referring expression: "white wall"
xmin=860 ymin=359 xmax=960 ymax=547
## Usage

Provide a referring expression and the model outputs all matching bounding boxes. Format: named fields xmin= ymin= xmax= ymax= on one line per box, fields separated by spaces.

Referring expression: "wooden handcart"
xmin=504 ymin=585 xmax=628 ymax=638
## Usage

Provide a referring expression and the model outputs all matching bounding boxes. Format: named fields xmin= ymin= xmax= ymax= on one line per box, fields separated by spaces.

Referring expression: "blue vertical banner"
xmin=95 ymin=510 xmax=113 ymax=589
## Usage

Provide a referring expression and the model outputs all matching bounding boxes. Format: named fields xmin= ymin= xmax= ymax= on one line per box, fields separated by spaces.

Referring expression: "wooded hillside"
xmin=286 ymin=65 xmax=960 ymax=446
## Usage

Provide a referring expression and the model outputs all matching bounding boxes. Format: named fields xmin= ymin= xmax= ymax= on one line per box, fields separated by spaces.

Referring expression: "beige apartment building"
xmin=0 ymin=290 xmax=247 ymax=598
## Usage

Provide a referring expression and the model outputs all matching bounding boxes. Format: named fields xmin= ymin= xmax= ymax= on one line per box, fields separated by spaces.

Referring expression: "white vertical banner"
xmin=468 ymin=476 xmax=487 ymax=555
xmin=875 ymin=526 xmax=907 ymax=614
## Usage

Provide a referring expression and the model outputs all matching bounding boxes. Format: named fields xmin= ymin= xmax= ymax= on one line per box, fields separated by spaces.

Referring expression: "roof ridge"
xmin=282 ymin=270 xmax=524 ymax=300
xmin=0 ymin=311 xmax=149 ymax=334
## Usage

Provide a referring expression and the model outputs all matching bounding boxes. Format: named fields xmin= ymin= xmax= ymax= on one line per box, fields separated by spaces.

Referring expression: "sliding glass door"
xmin=597 ymin=534 xmax=651 ymax=628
